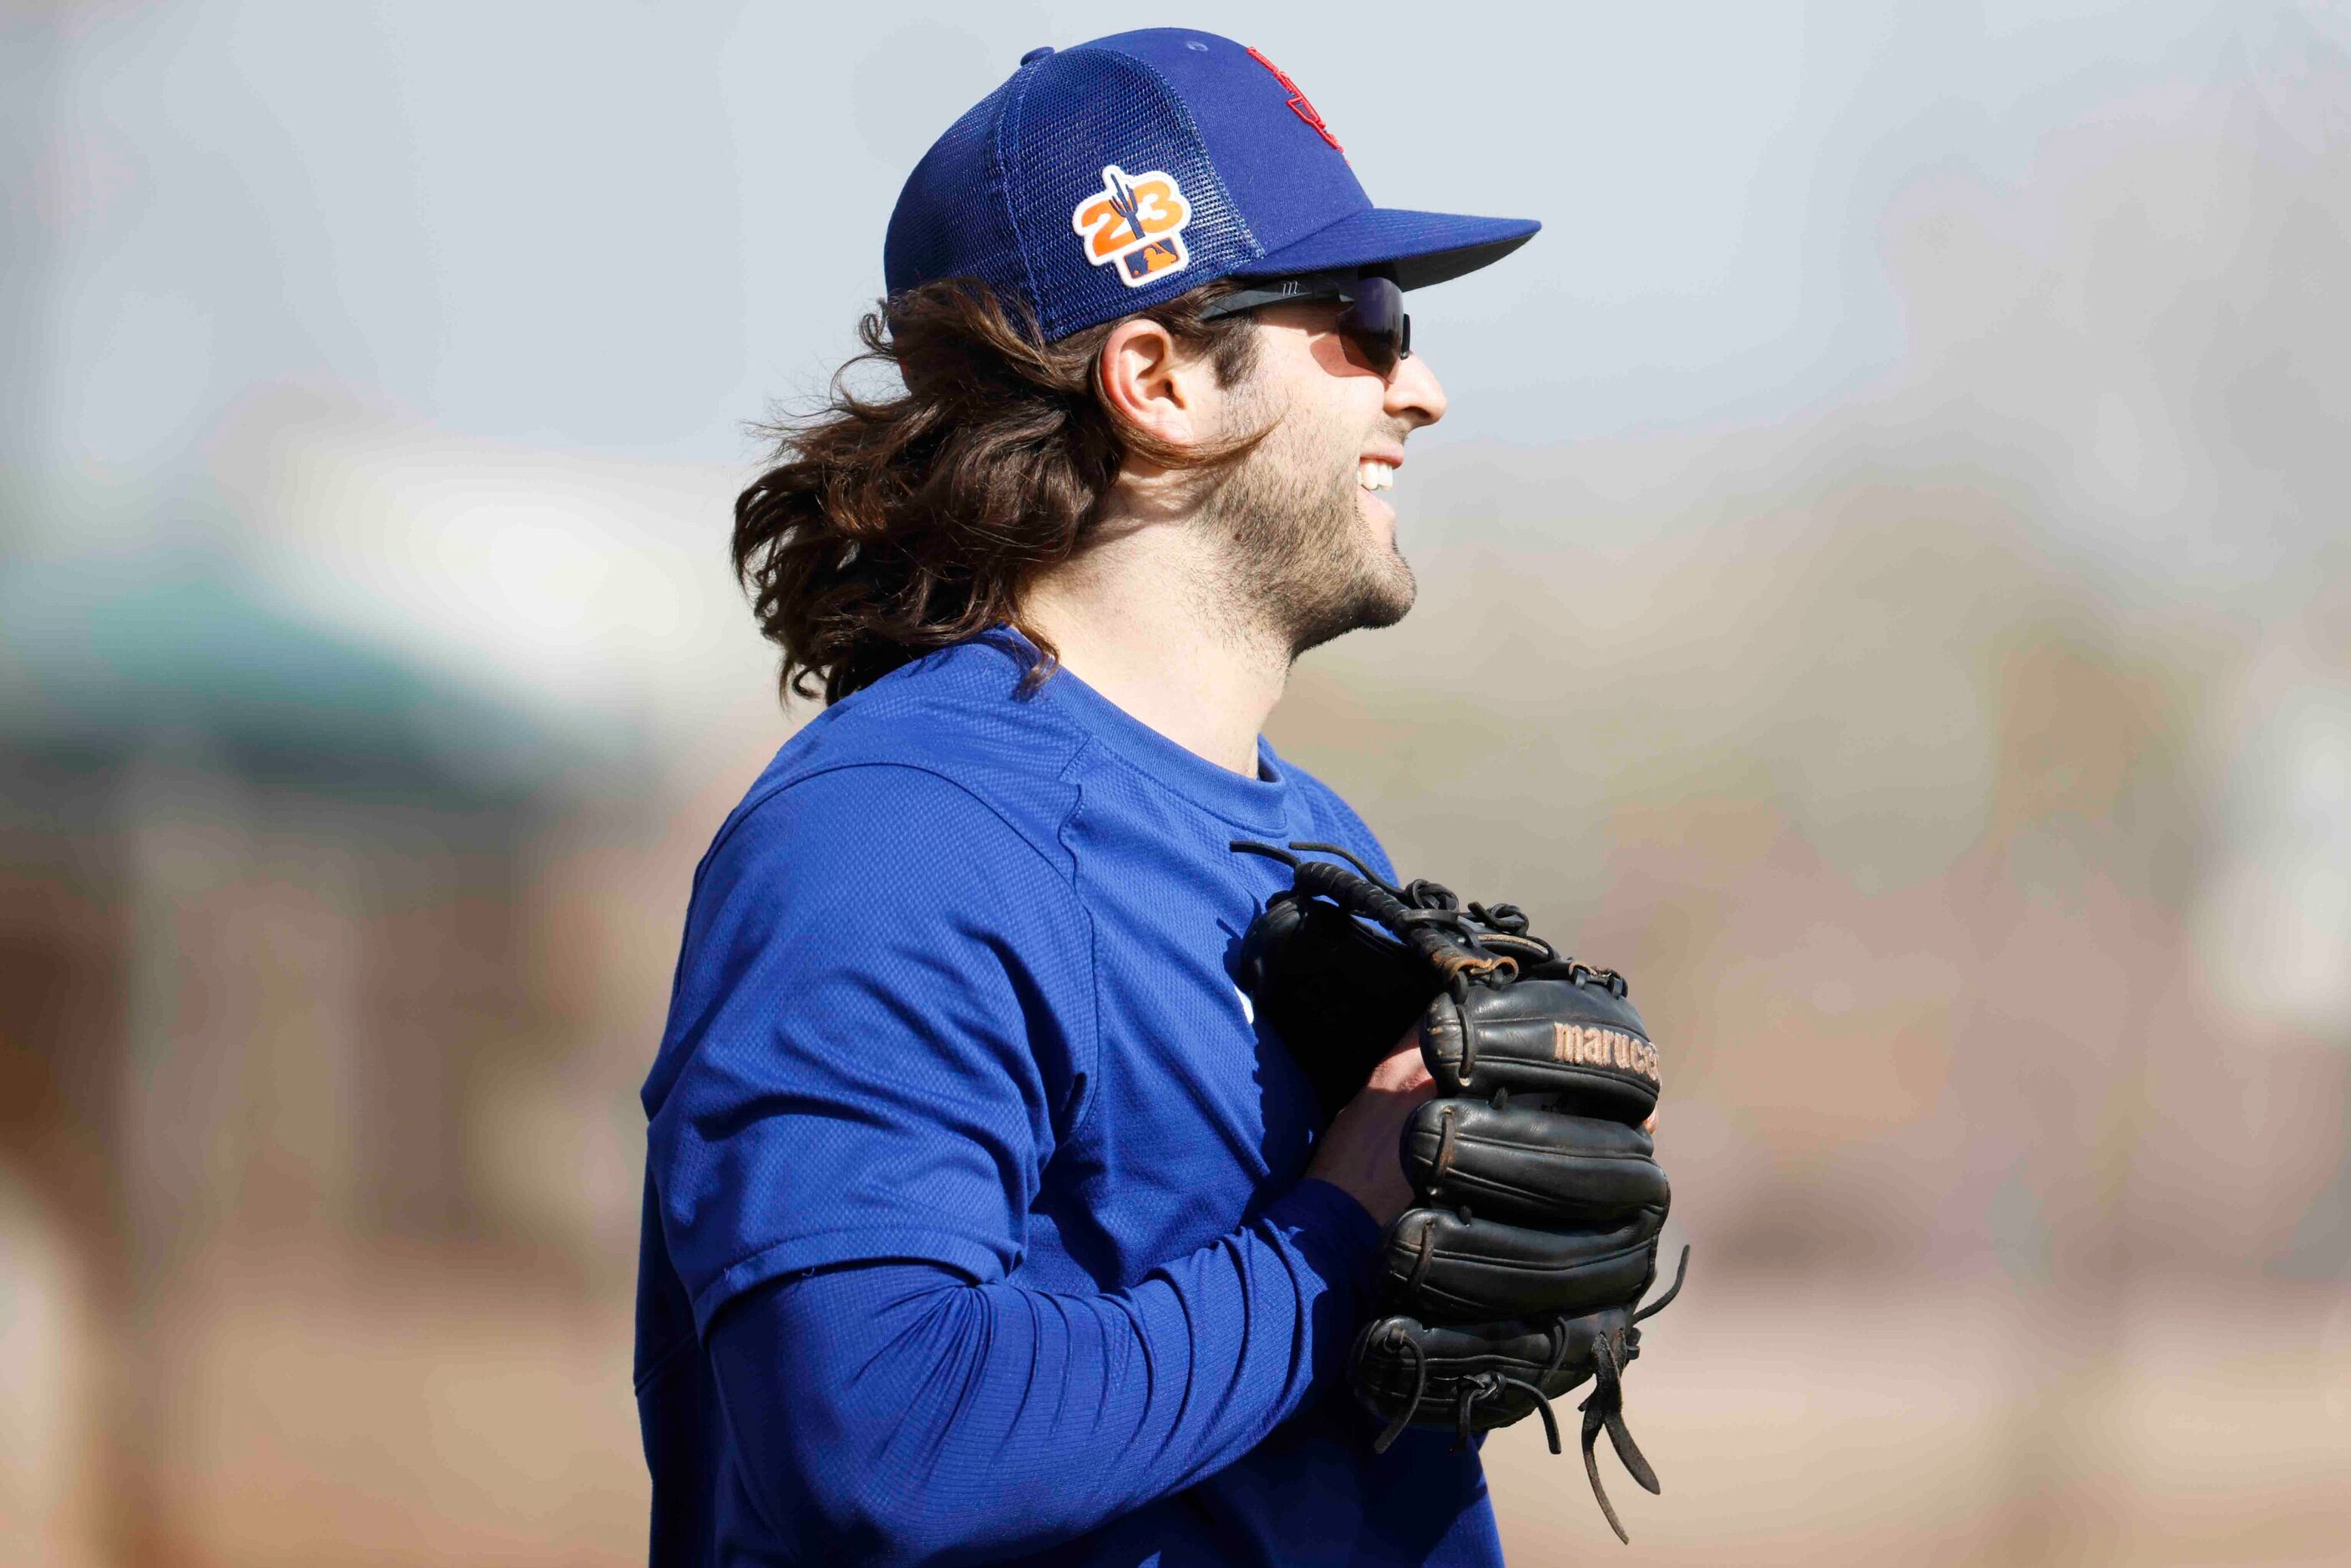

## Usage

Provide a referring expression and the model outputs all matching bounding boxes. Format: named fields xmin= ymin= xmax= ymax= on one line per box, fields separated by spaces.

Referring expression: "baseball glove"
xmin=1233 ymin=841 xmax=1688 ymax=1543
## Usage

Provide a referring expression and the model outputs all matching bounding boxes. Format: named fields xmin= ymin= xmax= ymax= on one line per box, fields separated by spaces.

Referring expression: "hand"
xmin=1304 ymin=1029 xmax=1436 ymax=1227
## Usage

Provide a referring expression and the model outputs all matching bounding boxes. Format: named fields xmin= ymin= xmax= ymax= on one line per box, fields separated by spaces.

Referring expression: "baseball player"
xmin=635 ymin=28 xmax=1666 ymax=1567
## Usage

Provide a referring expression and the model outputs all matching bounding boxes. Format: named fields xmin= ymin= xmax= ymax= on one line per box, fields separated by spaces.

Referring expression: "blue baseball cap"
xmin=884 ymin=28 xmax=1540 ymax=341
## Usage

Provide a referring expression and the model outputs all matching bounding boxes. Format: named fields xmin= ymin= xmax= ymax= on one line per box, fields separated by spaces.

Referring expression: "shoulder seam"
xmin=718 ymin=757 xmax=1104 ymax=1140
xmin=1052 ymin=738 xmax=1106 ymax=1144
xmin=715 ymin=758 xmax=1077 ymax=892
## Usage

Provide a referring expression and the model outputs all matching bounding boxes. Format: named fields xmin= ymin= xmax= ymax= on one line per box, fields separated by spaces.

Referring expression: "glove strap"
xmin=1369 ymin=1327 xmax=1430 ymax=1455
xmin=1579 ymin=1333 xmax=1633 ymax=1543
xmin=1635 ymin=1244 xmax=1691 ymax=1323
xmin=1497 ymin=1373 xmax=1564 ymax=1455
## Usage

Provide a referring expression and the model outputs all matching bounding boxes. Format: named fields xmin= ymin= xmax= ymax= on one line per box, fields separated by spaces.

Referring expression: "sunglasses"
xmin=1197 ymin=270 xmax=1413 ymax=379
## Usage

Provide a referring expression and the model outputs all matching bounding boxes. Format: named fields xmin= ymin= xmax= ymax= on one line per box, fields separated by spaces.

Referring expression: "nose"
xmin=1388 ymin=346 xmax=1447 ymax=430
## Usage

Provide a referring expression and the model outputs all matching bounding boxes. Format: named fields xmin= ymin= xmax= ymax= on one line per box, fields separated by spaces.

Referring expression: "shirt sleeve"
xmin=708 ymin=1182 xmax=1381 ymax=1565
xmin=642 ymin=762 xmax=1097 ymax=1330
xmin=644 ymin=761 xmax=1387 ymax=1561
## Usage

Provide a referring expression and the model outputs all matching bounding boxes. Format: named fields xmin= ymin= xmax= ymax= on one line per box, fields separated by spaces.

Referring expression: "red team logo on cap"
xmin=1072 ymin=164 xmax=1192 ymax=286
xmin=1246 ymin=46 xmax=1342 ymax=153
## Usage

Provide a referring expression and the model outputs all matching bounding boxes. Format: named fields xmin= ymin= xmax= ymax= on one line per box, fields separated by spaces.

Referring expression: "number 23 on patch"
xmin=1071 ymin=164 xmax=1192 ymax=286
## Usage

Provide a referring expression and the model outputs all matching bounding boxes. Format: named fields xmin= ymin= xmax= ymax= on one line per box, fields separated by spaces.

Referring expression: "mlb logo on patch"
xmin=1071 ymin=164 xmax=1191 ymax=286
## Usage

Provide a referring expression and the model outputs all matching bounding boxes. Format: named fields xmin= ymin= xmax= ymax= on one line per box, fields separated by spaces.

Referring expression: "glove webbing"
xmin=1231 ymin=841 xmax=1525 ymax=984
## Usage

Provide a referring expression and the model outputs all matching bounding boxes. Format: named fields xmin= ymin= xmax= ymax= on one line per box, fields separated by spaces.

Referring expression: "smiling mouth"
xmin=1358 ymin=459 xmax=1396 ymax=492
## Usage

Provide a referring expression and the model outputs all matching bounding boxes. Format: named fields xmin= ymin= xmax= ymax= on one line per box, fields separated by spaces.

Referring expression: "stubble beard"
xmin=1198 ymin=394 xmax=1418 ymax=662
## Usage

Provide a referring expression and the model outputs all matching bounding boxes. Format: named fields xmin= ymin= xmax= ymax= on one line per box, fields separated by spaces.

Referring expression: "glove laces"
xmin=1365 ymin=1246 xmax=1691 ymax=1543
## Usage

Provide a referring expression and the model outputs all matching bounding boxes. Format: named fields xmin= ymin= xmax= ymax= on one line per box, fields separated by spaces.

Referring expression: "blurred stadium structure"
xmin=3 ymin=3 xmax=2345 ymax=1564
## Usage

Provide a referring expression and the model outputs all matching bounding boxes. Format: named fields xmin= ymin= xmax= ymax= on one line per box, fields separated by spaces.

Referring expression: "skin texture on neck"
xmin=1020 ymin=301 xmax=1448 ymax=777
xmin=1020 ymin=518 xmax=1293 ymax=778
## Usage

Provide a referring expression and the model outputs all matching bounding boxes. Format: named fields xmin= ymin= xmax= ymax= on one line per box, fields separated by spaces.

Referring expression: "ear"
xmin=1096 ymin=316 xmax=1221 ymax=456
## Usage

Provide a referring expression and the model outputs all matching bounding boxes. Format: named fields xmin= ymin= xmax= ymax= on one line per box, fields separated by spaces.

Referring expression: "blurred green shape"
xmin=0 ymin=553 xmax=584 ymax=805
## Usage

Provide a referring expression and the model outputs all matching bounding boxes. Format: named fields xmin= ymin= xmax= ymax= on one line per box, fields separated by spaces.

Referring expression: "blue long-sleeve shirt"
xmin=635 ymin=630 xmax=1502 ymax=1565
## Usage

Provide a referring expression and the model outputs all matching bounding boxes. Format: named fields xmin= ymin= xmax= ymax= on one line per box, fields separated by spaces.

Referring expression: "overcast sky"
xmin=8 ymin=0 xmax=2330 ymax=469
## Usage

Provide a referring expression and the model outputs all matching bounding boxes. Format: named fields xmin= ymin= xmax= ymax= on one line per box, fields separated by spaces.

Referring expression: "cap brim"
xmin=1229 ymin=207 xmax=1540 ymax=291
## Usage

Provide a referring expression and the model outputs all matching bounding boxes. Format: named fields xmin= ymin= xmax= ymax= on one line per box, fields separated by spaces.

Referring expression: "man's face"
xmin=1201 ymin=300 xmax=1449 ymax=658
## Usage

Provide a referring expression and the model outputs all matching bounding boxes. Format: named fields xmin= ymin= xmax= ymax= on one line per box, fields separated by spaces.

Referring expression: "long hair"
xmin=732 ymin=278 xmax=1265 ymax=705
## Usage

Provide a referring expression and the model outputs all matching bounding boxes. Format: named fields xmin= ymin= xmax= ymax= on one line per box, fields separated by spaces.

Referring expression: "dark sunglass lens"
xmin=1338 ymin=276 xmax=1408 ymax=376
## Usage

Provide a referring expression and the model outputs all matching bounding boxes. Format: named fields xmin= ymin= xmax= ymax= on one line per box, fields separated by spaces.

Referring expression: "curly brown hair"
xmin=732 ymin=277 xmax=1267 ymax=704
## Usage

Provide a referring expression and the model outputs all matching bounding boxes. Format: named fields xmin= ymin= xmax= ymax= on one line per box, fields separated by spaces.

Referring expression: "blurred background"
xmin=3 ymin=1 xmax=2346 ymax=1563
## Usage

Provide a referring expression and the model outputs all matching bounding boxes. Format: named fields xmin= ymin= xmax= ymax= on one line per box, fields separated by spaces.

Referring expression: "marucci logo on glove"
xmin=1555 ymin=1024 xmax=1660 ymax=1084
xmin=1071 ymin=164 xmax=1192 ymax=286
